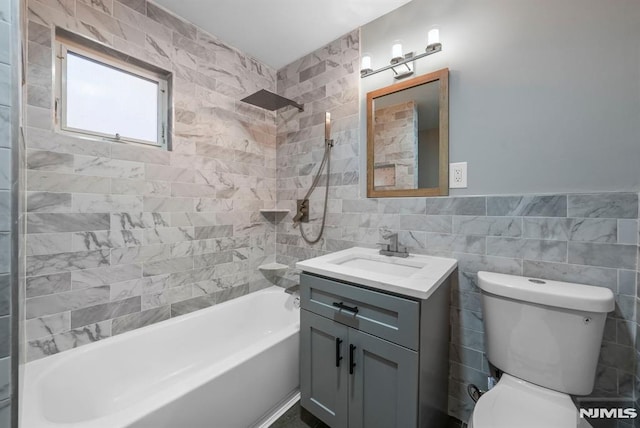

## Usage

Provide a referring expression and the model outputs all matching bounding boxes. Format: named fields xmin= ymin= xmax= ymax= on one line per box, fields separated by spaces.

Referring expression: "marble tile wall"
xmin=373 ymin=101 xmax=418 ymax=189
xmin=275 ymin=30 xmax=639 ymax=422
xmin=23 ymin=0 xmax=279 ymax=361
xmin=0 ymin=0 xmax=15 ymax=424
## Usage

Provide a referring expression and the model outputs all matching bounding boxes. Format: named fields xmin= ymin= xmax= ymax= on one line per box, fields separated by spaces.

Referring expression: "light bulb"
xmin=391 ymin=42 xmax=403 ymax=60
xmin=361 ymin=54 xmax=372 ymax=71
xmin=427 ymin=28 xmax=440 ymax=46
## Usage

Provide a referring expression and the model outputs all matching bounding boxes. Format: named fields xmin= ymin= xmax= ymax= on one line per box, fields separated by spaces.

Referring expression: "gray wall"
xmin=361 ymin=0 xmax=640 ymax=195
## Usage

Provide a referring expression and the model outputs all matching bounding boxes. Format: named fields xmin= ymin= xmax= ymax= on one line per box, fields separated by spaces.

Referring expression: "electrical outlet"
xmin=449 ymin=162 xmax=468 ymax=188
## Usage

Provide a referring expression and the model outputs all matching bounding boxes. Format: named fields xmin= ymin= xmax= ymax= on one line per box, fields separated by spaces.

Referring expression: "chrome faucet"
xmin=378 ymin=232 xmax=409 ymax=258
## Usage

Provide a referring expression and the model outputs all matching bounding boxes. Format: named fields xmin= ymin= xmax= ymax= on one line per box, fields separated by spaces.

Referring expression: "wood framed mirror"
xmin=367 ymin=68 xmax=449 ymax=198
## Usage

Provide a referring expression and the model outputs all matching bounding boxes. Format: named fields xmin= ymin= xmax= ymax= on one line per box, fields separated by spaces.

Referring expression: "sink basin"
xmin=333 ymin=255 xmax=422 ymax=277
xmin=296 ymin=247 xmax=457 ymax=299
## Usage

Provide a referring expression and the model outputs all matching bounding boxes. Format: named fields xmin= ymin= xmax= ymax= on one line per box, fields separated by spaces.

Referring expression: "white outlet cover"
xmin=449 ymin=162 xmax=468 ymax=188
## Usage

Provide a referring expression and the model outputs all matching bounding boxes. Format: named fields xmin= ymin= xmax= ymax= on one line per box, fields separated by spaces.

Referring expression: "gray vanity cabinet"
xmin=300 ymin=272 xmax=450 ymax=428
xmin=300 ymin=311 xmax=349 ymax=428
xmin=301 ymin=311 xmax=418 ymax=428
xmin=348 ymin=329 xmax=418 ymax=428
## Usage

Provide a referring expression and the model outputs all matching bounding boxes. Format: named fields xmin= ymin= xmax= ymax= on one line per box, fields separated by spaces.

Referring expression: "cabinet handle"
xmin=332 ymin=301 xmax=359 ymax=315
xmin=349 ymin=344 xmax=356 ymax=375
xmin=335 ymin=338 xmax=343 ymax=367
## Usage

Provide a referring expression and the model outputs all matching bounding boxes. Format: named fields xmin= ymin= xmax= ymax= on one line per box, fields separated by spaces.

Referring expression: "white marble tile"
xmin=25 ymin=249 xmax=110 ymax=276
xmin=70 ymin=296 xmax=141 ymax=328
xmin=26 ymin=149 xmax=74 ymax=172
xmin=27 ymin=170 xmax=111 ymax=193
xmin=25 ymin=312 xmax=70 ymax=340
xmin=110 ymin=212 xmax=170 ymax=230
xmin=27 ymin=192 xmax=72 ymax=212
xmin=72 ymin=194 xmax=143 ymax=213
xmin=27 ymin=232 xmax=72 ymax=256
xmin=25 ymin=272 xmax=71 ymax=298
xmin=27 ymin=321 xmax=111 ymax=361
xmin=27 ymin=212 xmax=110 ymax=233
xmin=143 ymin=226 xmax=194 ymax=245
xmin=71 ymin=263 xmax=142 ymax=289
xmin=141 ymin=284 xmax=192 ymax=310
xmin=72 ymin=229 xmax=142 ymax=250
xmin=26 ymin=285 xmax=110 ymax=319
xmin=74 ymin=155 xmax=144 ymax=179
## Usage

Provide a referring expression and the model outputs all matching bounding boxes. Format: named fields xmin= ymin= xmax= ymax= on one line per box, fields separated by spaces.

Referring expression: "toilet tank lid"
xmin=477 ymin=271 xmax=615 ymax=313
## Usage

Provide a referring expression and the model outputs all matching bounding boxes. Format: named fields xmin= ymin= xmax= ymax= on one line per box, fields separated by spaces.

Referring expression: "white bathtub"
xmin=22 ymin=286 xmax=300 ymax=428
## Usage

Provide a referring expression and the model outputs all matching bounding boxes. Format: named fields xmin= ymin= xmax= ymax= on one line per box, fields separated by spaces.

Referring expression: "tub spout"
xmin=285 ymin=284 xmax=300 ymax=294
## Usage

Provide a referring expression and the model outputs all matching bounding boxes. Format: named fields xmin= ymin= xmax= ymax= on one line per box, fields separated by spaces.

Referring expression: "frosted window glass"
xmin=65 ymin=52 xmax=159 ymax=143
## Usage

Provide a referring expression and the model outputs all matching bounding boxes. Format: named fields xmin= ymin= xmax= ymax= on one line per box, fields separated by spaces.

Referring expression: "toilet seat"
xmin=469 ymin=374 xmax=592 ymax=428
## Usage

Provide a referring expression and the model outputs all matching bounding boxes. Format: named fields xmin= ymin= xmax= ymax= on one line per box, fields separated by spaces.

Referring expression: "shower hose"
xmin=296 ymin=137 xmax=333 ymax=244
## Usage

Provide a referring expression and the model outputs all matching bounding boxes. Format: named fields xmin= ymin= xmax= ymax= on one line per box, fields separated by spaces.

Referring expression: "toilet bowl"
xmin=467 ymin=271 xmax=614 ymax=428
xmin=468 ymin=374 xmax=593 ymax=428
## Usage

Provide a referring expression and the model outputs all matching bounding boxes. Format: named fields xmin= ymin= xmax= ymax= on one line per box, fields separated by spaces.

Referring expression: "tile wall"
xmin=23 ymin=0 xmax=279 ymax=361
xmin=372 ymin=101 xmax=418 ymax=190
xmin=274 ymin=30 xmax=639 ymax=422
xmin=0 ymin=0 xmax=16 ymax=424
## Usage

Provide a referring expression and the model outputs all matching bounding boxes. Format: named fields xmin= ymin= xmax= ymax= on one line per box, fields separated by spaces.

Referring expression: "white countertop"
xmin=296 ymin=247 xmax=457 ymax=299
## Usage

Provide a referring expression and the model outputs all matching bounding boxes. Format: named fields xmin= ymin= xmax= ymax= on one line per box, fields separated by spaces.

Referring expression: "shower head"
xmin=240 ymin=89 xmax=304 ymax=112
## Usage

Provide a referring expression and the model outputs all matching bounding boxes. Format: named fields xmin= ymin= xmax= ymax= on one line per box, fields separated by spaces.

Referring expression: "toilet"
xmin=468 ymin=271 xmax=615 ymax=428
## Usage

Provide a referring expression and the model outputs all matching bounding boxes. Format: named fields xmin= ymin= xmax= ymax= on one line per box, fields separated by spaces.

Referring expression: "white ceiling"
xmin=154 ymin=0 xmax=413 ymax=69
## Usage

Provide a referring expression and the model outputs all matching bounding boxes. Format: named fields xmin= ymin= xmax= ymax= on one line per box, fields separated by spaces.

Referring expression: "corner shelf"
xmin=258 ymin=262 xmax=289 ymax=272
xmin=259 ymin=209 xmax=290 ymax=224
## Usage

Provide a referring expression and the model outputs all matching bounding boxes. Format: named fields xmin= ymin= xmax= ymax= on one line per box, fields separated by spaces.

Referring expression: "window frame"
xmin=54 ymin=38 xmax=170 ymax=149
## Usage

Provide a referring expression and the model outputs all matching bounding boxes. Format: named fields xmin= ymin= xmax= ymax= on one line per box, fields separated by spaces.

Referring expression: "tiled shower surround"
xmin=20 ymin=0 xmax=640 ymax=425
xmin=275 ymin=31 xmax=639 ymax=422
xmin=24 ymin=0 xmax=279 ymax=361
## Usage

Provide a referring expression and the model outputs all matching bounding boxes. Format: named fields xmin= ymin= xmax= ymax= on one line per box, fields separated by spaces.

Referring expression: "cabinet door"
xmin=348 ymin=329 xmax=419 ymax=428
xmin=300 ymin=309 xmax=349 ymax=428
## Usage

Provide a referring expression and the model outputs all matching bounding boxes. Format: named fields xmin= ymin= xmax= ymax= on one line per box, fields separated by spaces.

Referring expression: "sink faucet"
xmin=378 ymin=232 xmax=409 ymax=258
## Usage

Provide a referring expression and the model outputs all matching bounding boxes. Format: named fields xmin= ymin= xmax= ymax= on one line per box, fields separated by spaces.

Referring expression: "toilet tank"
xmin=478 ymin=271 xmax=615 ymax=395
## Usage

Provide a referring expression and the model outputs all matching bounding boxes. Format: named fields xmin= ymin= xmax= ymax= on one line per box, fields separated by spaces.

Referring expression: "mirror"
xmin=367 ymin=68 xmax=449 ymax=197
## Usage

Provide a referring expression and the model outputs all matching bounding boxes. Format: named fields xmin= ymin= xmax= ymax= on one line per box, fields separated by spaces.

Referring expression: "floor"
xmin=269 ymin=402 xmax=329 ymax=428
xmin=269 ymin=401 xmax=467 ymax=428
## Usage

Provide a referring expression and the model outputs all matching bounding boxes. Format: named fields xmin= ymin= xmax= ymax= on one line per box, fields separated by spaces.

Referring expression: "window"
xmin=55 ymin=34 xmax=170 ymax=148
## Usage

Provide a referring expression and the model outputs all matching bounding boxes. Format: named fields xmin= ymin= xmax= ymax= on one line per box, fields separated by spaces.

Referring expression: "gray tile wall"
xmin=274 ymin=30 xmax=639 ymax=422
xmin=0 ymin=0 xmax=15 ymax=424
xmin=23 ymin=0 xmax=279 ymax=361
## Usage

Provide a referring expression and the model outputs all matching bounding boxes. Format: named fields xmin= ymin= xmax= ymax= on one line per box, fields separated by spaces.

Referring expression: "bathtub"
xmin=22 ymin=286 xmax=300 ymax=428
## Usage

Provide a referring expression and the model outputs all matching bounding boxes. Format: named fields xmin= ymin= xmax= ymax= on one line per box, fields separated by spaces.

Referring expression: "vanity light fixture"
xmin=360 ymin=29 xmax=443 ymax=79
